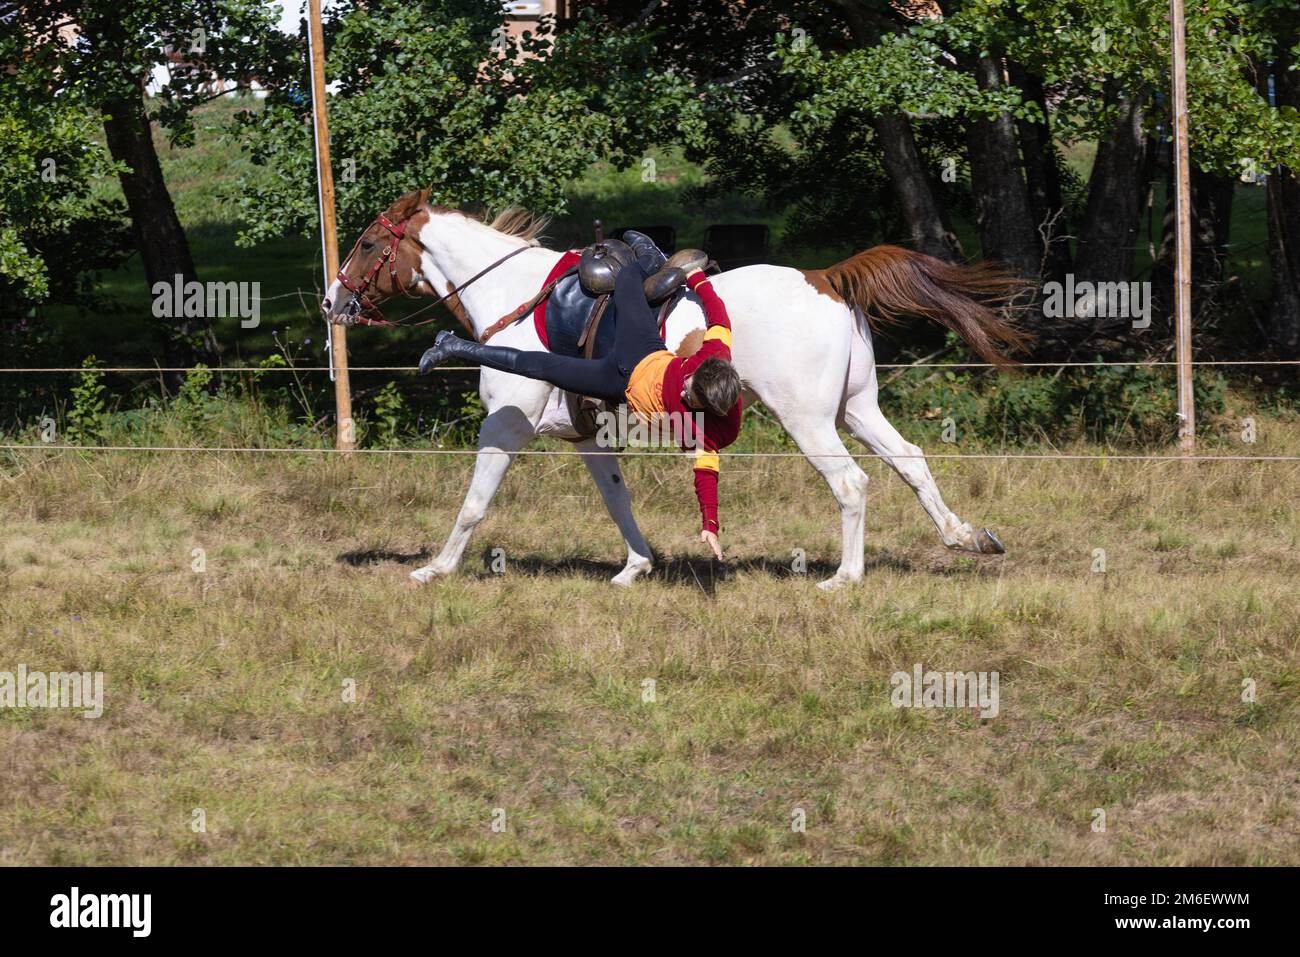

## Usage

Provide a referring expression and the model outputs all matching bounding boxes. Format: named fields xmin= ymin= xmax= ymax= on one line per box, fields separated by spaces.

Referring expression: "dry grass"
xmin=1 ymin=429 xmax=1298 ymax=865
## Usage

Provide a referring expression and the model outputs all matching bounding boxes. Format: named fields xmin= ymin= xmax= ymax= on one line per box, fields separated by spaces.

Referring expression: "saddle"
xmin=548 ymin=224 xmax=713 ymax=437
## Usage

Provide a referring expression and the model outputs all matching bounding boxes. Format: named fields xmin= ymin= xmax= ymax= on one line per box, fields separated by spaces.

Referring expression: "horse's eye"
xmin=361 ymin=240 xmax=375 ymax=252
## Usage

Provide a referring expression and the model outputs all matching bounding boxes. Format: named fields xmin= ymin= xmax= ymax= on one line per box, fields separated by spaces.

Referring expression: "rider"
xmin=417 ymin=237 xmax=743 ymax=560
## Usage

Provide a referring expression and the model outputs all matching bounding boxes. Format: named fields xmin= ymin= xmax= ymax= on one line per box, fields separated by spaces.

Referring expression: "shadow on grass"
xmin=335 ymin=545 xmax=1006 ymax=588
xmin=337 ymin=547 xmax=432 ymax=567
xmin=479 ymin=549 xmax=927 ymax=594
xmin=477 ymin=551 xmax=1013 ymax=585
xmin=335 ymin=544 xmax=1014 ymax=595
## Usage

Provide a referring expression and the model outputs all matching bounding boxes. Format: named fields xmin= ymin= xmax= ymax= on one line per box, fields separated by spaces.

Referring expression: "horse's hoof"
xmin=976 ymin=528 xmax=1005 ymax=555
xmin=610 ymin=557 xmax=652 ymax=587
xmin=816 ymin=573 xmax=857 ymax=591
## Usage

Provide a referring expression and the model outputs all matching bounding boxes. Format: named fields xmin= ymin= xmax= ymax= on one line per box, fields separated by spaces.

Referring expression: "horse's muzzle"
xmin=324 ymin=298 xmax=362 ymax=327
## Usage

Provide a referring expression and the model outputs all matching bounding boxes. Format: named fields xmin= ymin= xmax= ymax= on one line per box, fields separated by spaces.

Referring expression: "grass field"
xmin=9 ymin=92 xmax=1297 ymax=868
xmin=2 ymin=420 xmax=1297 ymax=865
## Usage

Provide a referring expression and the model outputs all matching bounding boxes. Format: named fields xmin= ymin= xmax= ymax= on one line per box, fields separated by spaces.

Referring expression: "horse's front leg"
xmin=574 ymin=438 xmax=653 ymax=586
xmin=410 ymin=380 xmax=549 ymax=585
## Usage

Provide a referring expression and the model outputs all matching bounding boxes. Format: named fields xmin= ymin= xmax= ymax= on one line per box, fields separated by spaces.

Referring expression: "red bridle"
xmin=336 ymin=213 xmax=413 ymax=325
xmin=333 ymin=212 xmax=536 ymax=334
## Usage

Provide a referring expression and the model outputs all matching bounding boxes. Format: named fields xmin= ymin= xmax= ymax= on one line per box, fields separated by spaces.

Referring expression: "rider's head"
xmin=684 ymin=357 xmax=741 ymax=418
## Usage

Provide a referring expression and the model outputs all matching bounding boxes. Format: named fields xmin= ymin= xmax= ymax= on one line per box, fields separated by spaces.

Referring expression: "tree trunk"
xmin=1266 ymin=44 xmax=1300 ymax=357
xmin=103 ymin=92 xmax=220 ymax=381
xmin=829 ymin=1 xmax=963 ymax=263
xmin=1191 ymin=166 xmax=1234 ymax=283
xmin=966 ymin=56 xmax=1040 ymax=279
xmin=1074 ymin=87 xmax=1149 ymax=291
xmin=1153 ymin=158 xmax=1237 ymax=323
xmin=1008 ymin=62 xmax=1070 ymax=283
xmin=872 ymin=113 xmax=963 ymax=262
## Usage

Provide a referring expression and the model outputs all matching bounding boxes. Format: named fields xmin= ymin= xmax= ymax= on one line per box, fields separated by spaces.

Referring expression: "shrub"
xmin=881 ymin=363 xmax=1228 ymax=448
xmin=64 ymin=356 xmax=107 ymax=445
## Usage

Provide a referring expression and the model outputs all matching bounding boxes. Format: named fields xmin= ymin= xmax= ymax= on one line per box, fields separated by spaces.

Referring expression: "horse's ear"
xmin=389 ymin=189 xmax=430 ymax=221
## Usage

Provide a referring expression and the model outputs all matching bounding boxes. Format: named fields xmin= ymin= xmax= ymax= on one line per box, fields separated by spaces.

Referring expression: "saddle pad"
xmin=531 ymin=250 xmax=580 ymax=349
xmin=543 ymin=272 xmax=618 ymax=360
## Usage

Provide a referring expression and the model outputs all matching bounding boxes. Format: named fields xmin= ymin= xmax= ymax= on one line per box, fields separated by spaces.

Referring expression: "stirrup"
xmin=642 ymin=248 xmax=707 ymax=304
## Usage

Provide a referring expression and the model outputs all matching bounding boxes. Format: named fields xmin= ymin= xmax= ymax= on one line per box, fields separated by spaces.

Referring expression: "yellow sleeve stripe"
xmin=694 ymin=450 xmax=720 ymax=472
xmin=702 ymin=326 xmax=732 ymax=349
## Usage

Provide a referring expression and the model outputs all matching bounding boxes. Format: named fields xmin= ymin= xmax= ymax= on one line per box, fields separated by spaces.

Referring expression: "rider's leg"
xmin=609 ymin=263 xmax=671 ymax=369
xmin=425 ymin=263 xmax=672 ymax=402
xmin=435 ymin=336 xmax=628 ymax=406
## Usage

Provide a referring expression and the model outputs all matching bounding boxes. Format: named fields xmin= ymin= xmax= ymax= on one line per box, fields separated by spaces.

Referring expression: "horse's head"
xmin=322 ymin=189 xmax=435 ymax=325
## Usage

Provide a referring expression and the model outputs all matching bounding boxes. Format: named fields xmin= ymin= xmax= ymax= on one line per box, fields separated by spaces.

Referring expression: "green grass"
xmin=1 ymin=415 xmax=1297 ymax=864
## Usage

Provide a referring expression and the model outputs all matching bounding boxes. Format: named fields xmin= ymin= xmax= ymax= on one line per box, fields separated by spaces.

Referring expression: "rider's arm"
xmin=674 ymin=269 xmax=740 ymax=536
xmin=682 ymin=270 xmax=732 ymax=372
xmin=694 ymin=449 xmax=721 ymax=535
xmin=690 ymin=401 xmax=742 ymax=535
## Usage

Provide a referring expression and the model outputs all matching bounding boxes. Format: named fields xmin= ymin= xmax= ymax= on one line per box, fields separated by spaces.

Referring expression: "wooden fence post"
xmin=308 ymin=0 xmax=353 ymax=452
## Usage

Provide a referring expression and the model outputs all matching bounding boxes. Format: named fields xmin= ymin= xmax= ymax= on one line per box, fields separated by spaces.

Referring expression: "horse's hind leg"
xmin=410 ymin=396 xmax=543 ymax=585
xmin=574 ymin=438 xmax=653 ymax=586
xmin=841 ymin=386 xmax=1004 ymax=555
xmin=775 ymin=413 xmax=871 ymax=590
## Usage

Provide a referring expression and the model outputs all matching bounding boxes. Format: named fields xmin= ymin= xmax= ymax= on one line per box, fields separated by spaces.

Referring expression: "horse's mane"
xmin=383 ymin=189 xmax=550 ymax=247
xmin=483 ymin=206 xmax=551 ymax=245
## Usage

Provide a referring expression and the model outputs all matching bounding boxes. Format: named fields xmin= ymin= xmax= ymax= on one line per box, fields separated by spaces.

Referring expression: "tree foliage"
xmin=1 ymin=0 xmax=290 ymax=304
xmin=233 ymin=0 xmax=703 ymax=243
xmin=0 ymin=82 xmax=129 ymax=304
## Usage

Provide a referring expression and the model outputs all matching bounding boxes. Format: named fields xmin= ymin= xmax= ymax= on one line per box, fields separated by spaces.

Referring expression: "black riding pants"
xmin=450 ymin=263 xmax=666 ymax=406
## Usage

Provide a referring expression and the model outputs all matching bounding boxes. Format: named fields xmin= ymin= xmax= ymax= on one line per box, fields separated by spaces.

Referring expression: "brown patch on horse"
xmin=373 ymin=204 xmax=431 ymax=300
xmin=799 ymin=268 xmax=845 ymax=303
xmin=820 ymin=245 xmax=1033 ymax=368
xmin=336 ymin=192 xmax=432 ymax=307
xmin=675 ymin=328 xmax=706 ymax=358
xmin=443 ymin=280 xmax=476 ymax=337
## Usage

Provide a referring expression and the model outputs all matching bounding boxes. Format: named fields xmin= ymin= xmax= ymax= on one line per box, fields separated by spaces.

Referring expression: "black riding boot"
xmin=418 ymin=329 xmax=629 ymax=405
xmin=622 ymin=230 xmax=684 ymax=304
xmin=620 ymin=229 xmax=667 ymax=274
xmin=418 ymin=330 xmax=528 ymax=376
xmin=623 ymin=229 xmax=708 ymax=303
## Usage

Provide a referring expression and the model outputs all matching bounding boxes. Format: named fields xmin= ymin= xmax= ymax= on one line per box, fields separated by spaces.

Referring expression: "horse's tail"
xmin=815 ymin=245 xmax=1033 ymax=368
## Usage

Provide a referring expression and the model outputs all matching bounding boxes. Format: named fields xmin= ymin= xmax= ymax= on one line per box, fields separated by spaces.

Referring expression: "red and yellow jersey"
xmin=625 ymin=350 xmax=677 ymax=419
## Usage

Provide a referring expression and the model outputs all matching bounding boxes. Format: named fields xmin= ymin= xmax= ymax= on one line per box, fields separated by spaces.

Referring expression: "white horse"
xmin=322 ymin=191 xmax=1028 ymax=589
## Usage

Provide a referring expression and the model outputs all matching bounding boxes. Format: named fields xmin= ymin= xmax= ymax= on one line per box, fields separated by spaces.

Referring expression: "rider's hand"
xmin=700 ymin=529 xmax=723 ymax=561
